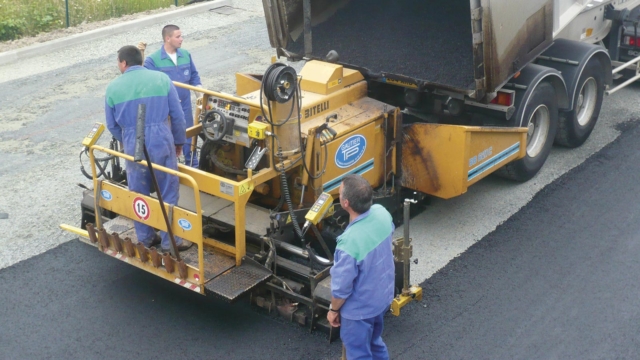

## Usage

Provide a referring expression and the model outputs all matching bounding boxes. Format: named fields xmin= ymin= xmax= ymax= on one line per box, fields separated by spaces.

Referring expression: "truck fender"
xmin=505 ymin=63 xmax=569 ymax=127
xmin=536 ymin=38 xmax=612 ymax=112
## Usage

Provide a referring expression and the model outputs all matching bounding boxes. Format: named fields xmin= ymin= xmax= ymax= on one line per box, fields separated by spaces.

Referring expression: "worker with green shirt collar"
xmin=143 ymin=24 xmax=202 ymax=168
xmin=328 ymin=174 xmax=395 ymax=360
xmin=104 ymin=45 xmax=193 ymax=252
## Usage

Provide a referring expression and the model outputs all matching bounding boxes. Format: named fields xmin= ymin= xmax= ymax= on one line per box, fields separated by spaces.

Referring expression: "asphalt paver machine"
xmin=62 ymin=0 xmax=640 ymax=335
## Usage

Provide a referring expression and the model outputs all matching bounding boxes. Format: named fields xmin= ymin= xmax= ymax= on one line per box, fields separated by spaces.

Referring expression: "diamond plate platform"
xmin=204 ymin=261 xmax=272 ymax=302
xmin=103 ymin=216 xmax=134 ymax=234
xmin=103 ymin=217 xmax=139 ymax=242
xmin=181 ymin=246 xmax=235 ymax=281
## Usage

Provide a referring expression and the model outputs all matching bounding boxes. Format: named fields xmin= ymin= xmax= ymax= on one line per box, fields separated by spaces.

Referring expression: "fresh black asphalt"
xmin=3 ymin=122 xmax=640 ymax=359
xmin=287 ymin=0 xmax=475 ymax=89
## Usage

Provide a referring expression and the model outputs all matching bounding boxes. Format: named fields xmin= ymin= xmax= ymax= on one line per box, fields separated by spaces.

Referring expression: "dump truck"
xmin=61 ymin=0 xmax=640 ymax=337
xmin=265 ymin=0 xmax=640 ymax=183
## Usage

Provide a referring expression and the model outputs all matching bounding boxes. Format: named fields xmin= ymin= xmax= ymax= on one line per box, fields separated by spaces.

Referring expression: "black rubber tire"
xmin=555 ymin=59 xmax=605 ymax=147
xmin=499 ymin=81 xmax=558 ymax=182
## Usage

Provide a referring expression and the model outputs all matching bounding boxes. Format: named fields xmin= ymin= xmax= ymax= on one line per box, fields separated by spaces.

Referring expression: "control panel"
xmin=82 ymin=122 xmax=105 ymax=147
xmin=305 ymin=192 xmax=334 ymax=225
xmin=205 ymin=96 xmax=251 ymax=146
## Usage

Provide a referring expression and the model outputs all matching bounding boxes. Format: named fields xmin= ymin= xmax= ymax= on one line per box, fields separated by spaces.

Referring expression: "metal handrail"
xmin=607 ymin=54 xmax=640 ymax=95
xmin=88 ymin=145 xmax=206 ymax=285
xmin=612 ymin=54 xmax=640 ymax=75
xmin=174 ymin=82 xmax=263 ymax=108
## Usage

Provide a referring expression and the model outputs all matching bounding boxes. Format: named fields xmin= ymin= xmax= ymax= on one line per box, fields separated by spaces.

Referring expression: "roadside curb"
xmin=0 ymin=0 xmax=232 ymax=67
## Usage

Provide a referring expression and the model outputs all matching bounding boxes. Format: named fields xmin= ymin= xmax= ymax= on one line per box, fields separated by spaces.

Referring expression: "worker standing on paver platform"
xmin=328 ymin=174 xmax=395 ymax=360
xmin=143 ymin=24 xmax=202 ymax=167
xmin=105 ymin=45 xmax=192 ymax=252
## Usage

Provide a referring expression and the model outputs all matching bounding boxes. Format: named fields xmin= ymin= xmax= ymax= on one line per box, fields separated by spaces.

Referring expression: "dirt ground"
xmin=0 ymin=6 xmax=179 ymax=53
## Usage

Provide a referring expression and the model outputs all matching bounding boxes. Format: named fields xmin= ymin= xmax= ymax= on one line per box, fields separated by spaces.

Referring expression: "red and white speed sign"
xmin=133 ymin=197 xmax=150 ymax=221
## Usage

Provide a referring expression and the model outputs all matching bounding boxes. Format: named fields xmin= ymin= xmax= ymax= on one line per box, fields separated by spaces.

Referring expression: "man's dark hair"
xmin=117 ymin=45 xmax=143 ymax=67
xmin=162 ymin=24 xmax=180 ymax=41
xmin=341 ymin=174 xmax=373 ymax=214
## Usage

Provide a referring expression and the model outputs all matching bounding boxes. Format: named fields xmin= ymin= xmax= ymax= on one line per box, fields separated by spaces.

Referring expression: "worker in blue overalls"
xmin=105 ymin=45 xmax=193 ymax=252
xmin=143 ymin=24 xmax=202 ymax=167
xmin=328 ymin=174 xmax=395 ymax=360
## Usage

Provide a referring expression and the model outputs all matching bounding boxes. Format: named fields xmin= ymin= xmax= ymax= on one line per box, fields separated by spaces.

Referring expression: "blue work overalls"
xmin=145 ymin=46 xmax=202 ymax=167
xmin=105 ymin=66 xmax=187 ymax=249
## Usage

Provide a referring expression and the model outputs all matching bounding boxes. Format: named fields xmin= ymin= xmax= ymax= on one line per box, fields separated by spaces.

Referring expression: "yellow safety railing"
xmin=88 ymin=144 xmax=275 ymax=267
xmin=88 ymin=145 xmax=206 ymax=283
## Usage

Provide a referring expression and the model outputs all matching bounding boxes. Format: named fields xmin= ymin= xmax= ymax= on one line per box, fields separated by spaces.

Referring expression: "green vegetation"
xmin=0 ymin=0 xmax=189 ymax=41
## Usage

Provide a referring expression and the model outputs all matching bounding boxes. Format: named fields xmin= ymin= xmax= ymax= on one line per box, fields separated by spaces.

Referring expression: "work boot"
xmin=143 ymin=234 xmax=161 ymax=248
xmin=162 ymin=240 xmax=193 ymax=252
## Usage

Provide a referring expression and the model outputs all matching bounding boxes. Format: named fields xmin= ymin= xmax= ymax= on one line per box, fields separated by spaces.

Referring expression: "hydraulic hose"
xmin=79 ymin=148 xmax=109 ymax=180
xmin=259 ymin=63 xmax=297 ymax=127
xmin=278 ymin=161 xmax=333 ymax=267
xmin=306 ymin=246 xmax=333 ymax=267
xmin=280 ymin=168 xmax=304 ymax=242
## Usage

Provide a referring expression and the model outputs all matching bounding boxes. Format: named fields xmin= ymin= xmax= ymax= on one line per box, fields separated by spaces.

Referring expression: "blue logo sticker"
xmin=101 ymin=190 xmax=112 ymax=201
xmin=335 ymin=134 xmax=366 ymax=168
xmin=178 ymin=219 xmax=192 ymax=231
xmin=183 ymin=69 xmax=189 ymax=76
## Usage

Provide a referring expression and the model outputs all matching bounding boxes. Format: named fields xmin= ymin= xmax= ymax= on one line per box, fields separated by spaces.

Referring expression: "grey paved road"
xmin=3 ymin=119 xmax=640 ymax=359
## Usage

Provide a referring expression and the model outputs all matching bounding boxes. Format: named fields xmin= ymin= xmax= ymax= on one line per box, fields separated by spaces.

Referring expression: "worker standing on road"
xmin=105 ymin=45 xmax=193 ymax=252
xmin=327 ymin=174 xmax=395 ymax=360
xmin=142 ymin=24 xmax=203 ymax=167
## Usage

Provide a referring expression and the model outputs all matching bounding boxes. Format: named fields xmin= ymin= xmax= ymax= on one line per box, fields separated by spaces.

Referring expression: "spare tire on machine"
xmin=499 ymin=81 xmax=559 ymax=182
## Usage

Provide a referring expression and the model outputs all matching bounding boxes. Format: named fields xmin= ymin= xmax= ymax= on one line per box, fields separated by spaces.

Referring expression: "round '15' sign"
xmin=133 ymin=197 xmax=150 ymax=221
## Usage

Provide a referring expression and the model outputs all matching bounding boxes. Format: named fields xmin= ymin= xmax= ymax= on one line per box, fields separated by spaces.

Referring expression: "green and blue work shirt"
xmin=330 ymin=204 xmax=396 ymax=320
xmin=105 ymin=65 xmax=186 ymax=157
xmin=104 ymin=65 xmax=186 ymax=249
xmin=144 ymin=47 xmax=201 ymax=118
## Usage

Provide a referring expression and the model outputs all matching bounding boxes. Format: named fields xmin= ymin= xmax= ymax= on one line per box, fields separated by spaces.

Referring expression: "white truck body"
xmin=263 ymin=0 xmax=640 ymax=101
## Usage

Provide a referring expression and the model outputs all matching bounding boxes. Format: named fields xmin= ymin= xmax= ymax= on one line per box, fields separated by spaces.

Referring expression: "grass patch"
xmin=0 ymin=0 xmax=189 ymax=41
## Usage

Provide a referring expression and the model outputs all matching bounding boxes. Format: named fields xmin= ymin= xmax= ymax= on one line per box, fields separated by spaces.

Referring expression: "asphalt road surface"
xmin=3 ymin=3 xmax=640 ymax=359
xmin=3 ymin=115 xmax=640 ymax=359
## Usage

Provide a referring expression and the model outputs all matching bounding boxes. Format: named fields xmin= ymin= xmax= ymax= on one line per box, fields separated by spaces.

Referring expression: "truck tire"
xmin=555 ymin=59 xmax=605 ymax=147
xmin=500 ymin=82 xmax=558 ymax=182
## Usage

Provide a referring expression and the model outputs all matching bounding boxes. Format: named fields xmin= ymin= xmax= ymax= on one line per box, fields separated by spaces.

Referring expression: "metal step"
xmin=174 ymin=185 xmax=272 ymax=236
xmin=276 ymin=255 xmax=313 ymax=278
xmin=204 ymin=260 xmax=272 ymax=302
xmin=103 ymin=216 xmax=138 ymax=242
xmin=313 ymin=275 xmax=332 ymax=304
xmin=180 ymin=246 xmax=235 ymax=281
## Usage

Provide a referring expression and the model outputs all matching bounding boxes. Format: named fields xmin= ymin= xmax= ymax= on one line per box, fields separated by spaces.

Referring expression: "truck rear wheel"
xmin=555 ymin=59 xmax=604 ymax=147
xmin=499 ymin=82 xmax=558 ymax=182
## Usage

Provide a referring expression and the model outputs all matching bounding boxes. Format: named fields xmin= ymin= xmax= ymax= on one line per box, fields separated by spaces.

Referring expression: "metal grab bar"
xmin=607 ymin=55 xmax=640 ymax=95
xmin=88 ymin=145 xmax=206 ymax=284
xmin=174 ymin=81 xmax=264 ymax=109
xmin=611 ymin=54 xmax=640 ymax=75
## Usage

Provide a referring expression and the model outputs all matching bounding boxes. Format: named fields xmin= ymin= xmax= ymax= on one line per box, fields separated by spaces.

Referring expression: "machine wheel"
xmin=555 ymin=59 xmax=605 ymax=147
xmin=500 ymin=82 xmax=558 ymax=182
